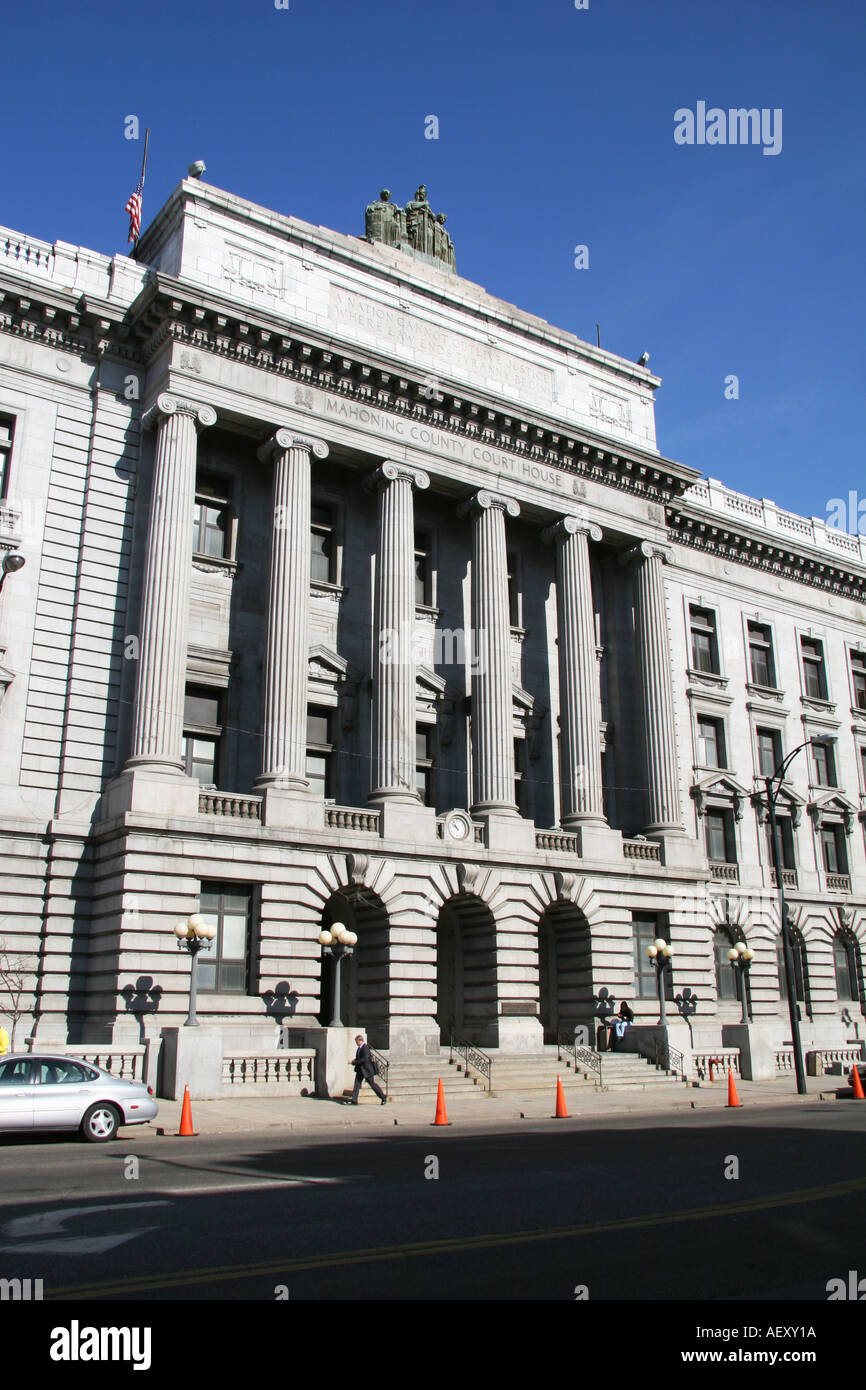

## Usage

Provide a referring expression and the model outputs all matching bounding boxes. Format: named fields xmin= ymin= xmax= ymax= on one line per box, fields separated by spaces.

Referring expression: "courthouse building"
xmin=0 ymin=175 xmax=864 ymax=1088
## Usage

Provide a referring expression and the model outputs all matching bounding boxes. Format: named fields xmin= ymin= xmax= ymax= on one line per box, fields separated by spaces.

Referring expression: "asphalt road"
xmin=1 ymin=1103 xmax=864 ymax=1303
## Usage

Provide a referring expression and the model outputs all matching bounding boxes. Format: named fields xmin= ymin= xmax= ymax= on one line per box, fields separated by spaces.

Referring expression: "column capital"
xmin=364 ymin=460 xmax=430 ymax=492
xmin=620 ymin=539 xmax=674 ymax=567
xmin=142 ymin=392 xmax=217 ymax=432
xmin=457 ymin=489 xmax=520 ymax=520
xmin=541 ymin=514 xmax=603 ymax=545
xmin=256 ymin=430 xmax=329 ymax=463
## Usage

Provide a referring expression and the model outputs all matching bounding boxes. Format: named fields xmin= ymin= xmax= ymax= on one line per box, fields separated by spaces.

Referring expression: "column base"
xmin=564 ymin=822 xmax=622 ymax=860
xmin=376 ymin=800 xmax=437 ymax=842
xmin=260 ymin=786 xmax=325 ymax=830
xmin=482 ymin=813 xmax=536 ymax=854
xmin=160 ymin=1026 xmax=224 ymax=1100
xmin=100 ymin=768 xmax=200 ymax=821
xmin=721 ymin=1022 xmax=778 ymax=1081
xmin=648 ymin=833 xmax=707 ymax=872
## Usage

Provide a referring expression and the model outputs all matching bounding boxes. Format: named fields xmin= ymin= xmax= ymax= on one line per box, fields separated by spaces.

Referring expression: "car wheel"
xmin=81 ymin=1103 xmax=120 ymax=1143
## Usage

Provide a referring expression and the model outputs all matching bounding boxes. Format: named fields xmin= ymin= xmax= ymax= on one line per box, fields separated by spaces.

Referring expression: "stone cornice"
xmin=0 ymin=274 xmax=141 ymax=364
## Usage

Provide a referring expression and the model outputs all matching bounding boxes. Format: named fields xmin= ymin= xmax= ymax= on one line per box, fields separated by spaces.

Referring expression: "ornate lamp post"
xmin=173 ymin=913 xmax=216 ymax=1027
xmin=318 ymin=922 xmax=358 ymax=1027
xmin=727 ymin=941 xmax=754 ymax=1024
xmin=759 ymin=735 xmax=831 ymax=1096
xmin=647 ymin=938 xmax=675 ymax=1025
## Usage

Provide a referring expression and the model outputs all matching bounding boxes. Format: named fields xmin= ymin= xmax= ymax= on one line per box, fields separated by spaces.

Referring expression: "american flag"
xmin=125 ymin=179 xmax=143 ymax=243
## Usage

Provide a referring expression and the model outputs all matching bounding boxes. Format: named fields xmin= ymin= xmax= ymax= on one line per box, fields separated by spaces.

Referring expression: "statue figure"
xmin=434 ymin=212 xmax=456 ymax=271
xmin=406 ymin=184 xmax=436 ymax=256
xmin=365 ymin=189 xmax=406 ymax=247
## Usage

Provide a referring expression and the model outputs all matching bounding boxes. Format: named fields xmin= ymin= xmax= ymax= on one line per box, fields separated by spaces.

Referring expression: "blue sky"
xmin=2 ymin=0 xmax=863 ymax=522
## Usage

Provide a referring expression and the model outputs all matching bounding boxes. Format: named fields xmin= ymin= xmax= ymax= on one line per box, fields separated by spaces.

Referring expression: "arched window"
xmin=713 ymin=928 xmax=739 ymax=1002
xmin=834 ymin=931 xmax=861 ymax=1003
xmin=777 ymin=930 xmax=811 ymax=1016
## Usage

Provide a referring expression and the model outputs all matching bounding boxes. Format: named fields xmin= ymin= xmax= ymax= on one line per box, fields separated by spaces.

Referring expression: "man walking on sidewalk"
xmin=350 ymin=1034 xmax=387 ymax=1105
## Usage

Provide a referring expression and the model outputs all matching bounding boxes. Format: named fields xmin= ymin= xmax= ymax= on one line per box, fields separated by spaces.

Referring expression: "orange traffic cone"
xmin=726 ymin=1069 xmax=742 ymax=1108
xmin=432 ymin=1078 xmax=449 ymax=1126
xmin=554 ymin=1075 xmax=569 ymax=1118
xmin=851 ymin=1067 xmax=865 ymax=1100
xmin=177 ymin=1083 xmax=197 ymax=1136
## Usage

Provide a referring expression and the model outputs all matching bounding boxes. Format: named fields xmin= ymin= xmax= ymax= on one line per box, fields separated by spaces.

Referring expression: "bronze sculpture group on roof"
xmin=364 ymin=185 xmax=456 ymax=272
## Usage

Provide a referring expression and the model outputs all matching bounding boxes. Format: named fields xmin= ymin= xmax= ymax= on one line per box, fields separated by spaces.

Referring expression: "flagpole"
xmin=133 ymin=129 xmax=150 ymax=251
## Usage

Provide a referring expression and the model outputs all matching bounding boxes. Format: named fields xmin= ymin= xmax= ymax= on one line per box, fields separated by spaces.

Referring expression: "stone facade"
xmin=0 ymin=180 xmax=864 ymax=1077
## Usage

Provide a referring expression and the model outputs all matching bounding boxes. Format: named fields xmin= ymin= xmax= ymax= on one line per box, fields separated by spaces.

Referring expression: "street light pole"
xmin=647 ymin=938 xmax=675 ymax=1026
xmin=318 ymin=923 xmax=358 ymax=1027
xmin=174 ymin=913 xmax=216 ymax=1028
xmin=762 ymin=737 xmax=829 ymax=1097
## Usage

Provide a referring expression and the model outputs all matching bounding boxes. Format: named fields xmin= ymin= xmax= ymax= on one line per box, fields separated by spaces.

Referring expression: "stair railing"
xmin=450 ymin=1038 xmax=493 ymax=1091
xmin=369 ymin=1047 xmax=389 ymax=1097
xmin=558 ymin=1033 xmax=603 ymax=1086
xmin=633 ymin=1035 xmax=686 ymax=1082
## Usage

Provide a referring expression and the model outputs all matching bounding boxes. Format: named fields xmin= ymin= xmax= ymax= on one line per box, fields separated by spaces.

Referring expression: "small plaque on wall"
xmin=500 ymin=1003 xmax=539 ymax=1017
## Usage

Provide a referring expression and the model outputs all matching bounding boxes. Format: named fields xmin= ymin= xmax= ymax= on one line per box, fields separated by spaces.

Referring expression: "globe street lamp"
xmin=760 ymin=735 xmax=832 ymax=1096
xmin=174 ymin=913 xmax=216 ymax=1027
xmin=647 ymin=938 xmax=675 ymax=1025
xmin=318 ymin=922 xmax=358 ymax=1027
xmin=727 ymin=941 xmax=755 ymax=1024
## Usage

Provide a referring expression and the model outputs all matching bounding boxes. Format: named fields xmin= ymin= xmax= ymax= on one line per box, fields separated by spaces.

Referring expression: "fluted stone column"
xmin=543 ymin=515 xmax=606 ymax=826
xmin=255 ymin=431 xmax=329 ymax=789
xmin=367 ymin=461 xmax=430 ymax=803
xmin=628 ymin=540 xmax=683 ymax=833
xmin=127 ymin=393 xmax=216 ymax=772
xmin=458 ymin=490 xmax=520 ymax=816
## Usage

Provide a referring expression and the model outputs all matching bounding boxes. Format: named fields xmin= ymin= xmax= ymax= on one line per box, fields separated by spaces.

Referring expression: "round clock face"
xmin=448 ymin=814 xmax=470 ymax=840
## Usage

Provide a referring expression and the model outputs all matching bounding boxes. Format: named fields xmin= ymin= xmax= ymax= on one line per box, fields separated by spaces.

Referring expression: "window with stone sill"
xmin=306 ymin=706 xmax=334 ymax=799
xmin=764 ymin=813 xmax=796 ymax=870
xmin=697 ymin=716 xmax=726 ymax=769
xmin=507 ymin=551 xmax=523 ymax=630
xmin=0 ymin=415 xmax=13 ymax=500
xmin=747 ymin=621 xmax=777 ymax=689
xmin=705 ymin=807 xmax=737 ymax=864
xmin=821 ymin=823 xmax=848 ymax=877
xmin=859 ymin=745 xmax=866 ymax=790
xmin=833 ymin=930 xmax=861 ymax=1003
xmin=850 ymin=649 xmax=866 ymax=711
xmin=193 ymin=475 xmax=232 ymax=560
xmin=197 ymin=884 xmax=252 ymax=995
xmin=756 ymin=726 xmax=783 ymax=779
xmin=414 ymin=529 xmax=434 ymax=608
xmin=311 ymin=503 xmax=336 ymax=585
xmin=714 ymin=927 xmax=740 ymax=1002
xmin=633 ymin=915 xmax=673 ymax=999
xmin=777 ymin=931 xmax=810 ymax=1013
xmin=416 ymin=724 xmax=435 ymax=805
xmin=800 ymin=636 xmax=828 ymax=701
xmin=182 ymin=687 xmax=221 ymax=787
xmin=514 ymin=737 xmax=527 ymax=814
xmin=689 ymin=605 xmax=720 ymax=675
xmin=811 ymin=739 xmax=837 ymax=789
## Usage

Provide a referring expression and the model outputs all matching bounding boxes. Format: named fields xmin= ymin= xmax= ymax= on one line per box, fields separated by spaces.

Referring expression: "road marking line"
xmin=50 ymin=1172 xmax=866 ymax=1298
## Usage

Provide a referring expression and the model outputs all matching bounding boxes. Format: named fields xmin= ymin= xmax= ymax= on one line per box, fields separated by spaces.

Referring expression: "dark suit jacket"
xmin=353 ymin=1043 xmax=375 ymax=1079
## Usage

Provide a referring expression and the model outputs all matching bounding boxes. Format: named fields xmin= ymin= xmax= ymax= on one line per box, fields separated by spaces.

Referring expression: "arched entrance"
xmin=538 ymin=902 xmax=592 ymax=1043
xmin=436 ymin=894 xmax=498 ymax=1047
xmin=318 ymin=887 xmax=390 ymax=1049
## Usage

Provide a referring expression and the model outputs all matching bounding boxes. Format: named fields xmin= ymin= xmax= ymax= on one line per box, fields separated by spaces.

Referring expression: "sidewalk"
xmin=148 ymin=1073 xmax=854 ymax=1139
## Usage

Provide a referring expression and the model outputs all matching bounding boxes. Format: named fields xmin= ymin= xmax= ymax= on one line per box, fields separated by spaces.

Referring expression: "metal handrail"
xmin=632 ymin=1035 xmax=685 ymax=1081
xmin=557 ymin=1033 xmax=603 ymax=1084
xmin=449 ymin=1038 xmax=493 ymax=1090
xmin=369 ymin=1046 xmax=389 ymax=1097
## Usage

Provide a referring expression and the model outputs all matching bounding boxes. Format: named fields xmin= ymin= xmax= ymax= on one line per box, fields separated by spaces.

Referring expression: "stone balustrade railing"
xmin=199 ymin=792 xmax=263 ymax=820
xmin=623 ymin=838 xmax=662 ymax=862
xmin=324 ymin=806 xmax=381 ymax=832
xmin=826 ymin=874 xmax=851 ymax=893
xmin=0 ymin=502 xmax=22 ymax=548
xmin=770 ymin=867 xmax=798 ymax=888
xmin=40 ymin=1044 xmax=149 ymax=1082
xmin=683 ymin=477 xmax=866 ymax=565
xmin=693 ymin=1049 xmax=741 ymax=1080
xmin=710 ymin=862 xmax=739 ymax=882
xmin=536 ymin=830 xmax=580 ymax=854
xmin=222 ymin=1052 xmax=315 ymax=1089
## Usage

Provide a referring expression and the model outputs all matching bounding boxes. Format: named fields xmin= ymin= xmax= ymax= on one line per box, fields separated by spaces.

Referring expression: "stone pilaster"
xmin=127 ymin=393 xmax=216 ymax=773
xmin=367 ymin=461 xmax=430 ymax=804
xmin=543 ymin=515 xmax=606 ymax=827
xmin=458 ymin=489 xmax=520 ymax=817
xmin=627 ymin=540 xmax=684 ymax=834
xmin=256 ymin=430 xmax=329 ymax=789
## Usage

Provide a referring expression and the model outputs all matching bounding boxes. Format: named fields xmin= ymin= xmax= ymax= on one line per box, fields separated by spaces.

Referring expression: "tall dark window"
xmin=765 ymin=814 xmax=796 ymax=871
xmin=0 ymin=415 xmax=13 ymax=499
xmin=821 ymin=824 xmax=847 ymax=876
xmin=193 ymin=476 xmax=232 ymax=558
xmin=416 ymin=725 xmax=434 ymax=804
xmin=414 ymin=531 xmax=432 ymax=607
xmin=182 ymin=687 xmax=222 ymax=786
xmin=198 ymin=884 xmax=252 ymax=993
xmin=756 ymin=727 xmax=782 ymax=778
xmin=311 ymin=504 xmax=336 ymax=583
xmin=633 ymin=916 xmax=672 ymax=999
xmin=306 ymin=707 xmax=334 ymax=798
xmin=507 ymin=552 xmax=521 ymax=628
xmin=851 ymin=650 xmax=866 ymax=710
xmin=514 ymin=738 xmax=527 ymax=813
xmin=778 ymin=930 xmax=810 ymax=1013
xmin=748 ymin=622 xmax=776 ymax=687
xmin=800 ymin=637 xmax=827 ymax=699
xmin=697 ymin=716 xmax=725 ymax=768
xmin=714 ymin=929 xmax=739 ymax=1002
xmin=860 ymin=745 xmax=866 ymax=790
xmin=705 ymin=808 xmax=736 ymax=863
xmin=833 ymin=932 xmax=860 ymax=1002
xmin=690 ymin=606 xmax=719 ymax=674
xmin=812 ymin=740 xmax=837 ymax=788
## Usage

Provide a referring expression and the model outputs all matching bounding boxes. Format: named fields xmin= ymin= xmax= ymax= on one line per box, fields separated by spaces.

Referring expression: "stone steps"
xmin=368 ymin=1048 xmax=686 ymax=1101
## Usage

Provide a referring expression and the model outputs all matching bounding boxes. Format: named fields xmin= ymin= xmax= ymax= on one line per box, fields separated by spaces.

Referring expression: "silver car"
xmin=0 ymin=1054 xmax=158 ymax=1142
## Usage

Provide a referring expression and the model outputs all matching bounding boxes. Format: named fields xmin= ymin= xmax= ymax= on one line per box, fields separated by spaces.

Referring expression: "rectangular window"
xmin=193 ymin=476 xmax=232 ymax=559
xmin=690 ymin=606 xmax=719 ymax=674
xmin=812 ymin=740 xmax=837 ymax=788
xmin=765 ymin=815 xmax=796 ymax=870
xmin=0 ymin=415 xmax=13 ymax=499
xmin=306 ymin=707 xmax=333 ymax=798
xmin=821 ymin=825 xmax=847 ymax=876
xmin=748 ymin=622 xmax=776 ymax=688
xmin=756 ymin=727 xmax=782 ymax=778
xmin=507 ymin=552 xmax=521 ymax=628
xmin=800 ymin=637 xmax=827 ymax=700
xmin=416 ymin=726 xmax=434 ymax=804
xmin=633 ymin=916 xmax=673 ymax=999
xmin=697 ymin=716 xmax=725 ymax=768
xmin=860 ymin=745 xmax=866 ymax=789
xmin=182 ymin=687 xmax=221 ymax=786
xmin=198 ymin=884 xmax=252 ymax=994
xmin=705 ymin=808 xmax=735 ymax=863
xmin=851 ymin=650 xmax=866 ymax=710
xmin=311 ymin=504 xmax=336 ymax=584
xmin=514 ymin=738 xmax=526 ymax=813
xmin=414 ymin=531 xmax=432 ymax=607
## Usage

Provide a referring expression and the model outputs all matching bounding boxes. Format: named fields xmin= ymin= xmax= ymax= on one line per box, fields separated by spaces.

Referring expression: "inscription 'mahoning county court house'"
xmin=0 ymin=174 xmax=863 ymax=1099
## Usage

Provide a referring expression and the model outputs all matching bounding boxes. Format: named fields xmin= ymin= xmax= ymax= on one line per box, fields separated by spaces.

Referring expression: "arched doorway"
xmin=436 ymin=894 xmax=497 ymax=1047
xmin=538 ymin=903 xmax=592 ymax=1043
xmin=318 ymin=887 xmax=390 ymax=1049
